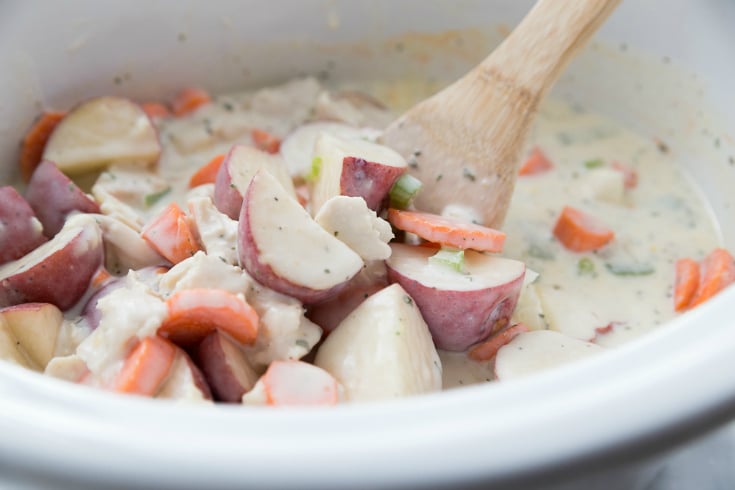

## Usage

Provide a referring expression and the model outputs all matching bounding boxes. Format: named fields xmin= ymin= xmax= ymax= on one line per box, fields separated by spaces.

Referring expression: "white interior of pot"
xmin=1 ymin=0 xmax=735 ymax=488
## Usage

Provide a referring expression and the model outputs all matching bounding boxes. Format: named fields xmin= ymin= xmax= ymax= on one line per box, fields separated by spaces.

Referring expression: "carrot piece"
xmin=518 ymin=146 xmax=553 ymax=176
xmin=158 ymin=288 xmax=259 ymax=347
xmin=552 ymin=206 xmax=614 ymax=252
xmin=468 ymin=323 xmax=530 ymax=362
xmin=261 ymin=361 xmax=339 ymax=406
xmin=171 ymin=87 xmax=212 ymax=117
xmin=611 ymin=161 xmax=638 ymax=189
xmin=688 ymin=248 xmax=735 ymax=308
xmin=19 ymin=111 xmax=66 ymax=182
xmin=115 ymin=336 xmax=177 ymax=396
xmin=251 ymin=128 xmax=281 ymax=154
xmin=387 ymin=209 xmax=506 ymax=253
xmin=189 ymin=154 xmax=225 ymax=188
xmin=91 ymin=267 xmax=114 ymax=288
xmin=140 ymin=202 xmax=202 ymax=264
xmin=674 ymin=258 xmax=700 ymax=312
xmin=141 ymin=102 xmax=172 ymax=120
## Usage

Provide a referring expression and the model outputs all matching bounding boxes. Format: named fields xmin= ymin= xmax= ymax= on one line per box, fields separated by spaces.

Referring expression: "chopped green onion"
xmin=306 ymin=156 xmax=322 ymax=182
xmin=144 ymin=187 xmax=171 ymax=207
xmin=577 ymin=257 xmax=595 ymax=275
xmin=429 ymin=248 xmax=465 ymax=273
xmin=605 ymin=262 xmax=655 ymax=276
xmin=584 ymin=159 xmax=604 ymax=169
xmin=389 ymin=174 xmax=422 ymax=209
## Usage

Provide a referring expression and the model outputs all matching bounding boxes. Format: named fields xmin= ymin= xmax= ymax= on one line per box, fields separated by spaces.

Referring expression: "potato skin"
xmin=0 ymin=218 xmax=103 ymax=311
xmin=386 ymin=266 xmax=524 ymax=351
xmin=197 ymin=330 xmax=257 ymax=403
xmin=0 ymin=186 xmax=47 ymax=265
xmin=25 ymin=160 xmax=100 ymax=237
xmin=340 ymin=156 xmax=405 ymax=212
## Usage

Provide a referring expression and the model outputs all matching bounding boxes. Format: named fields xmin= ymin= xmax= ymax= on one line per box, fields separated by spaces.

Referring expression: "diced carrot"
xmin=611 ymin=161 xmax=638 ymax=189
xmin=114 ymin=336 xmax=177 ymax=396
xmin=552 ymin=206 xmax=614 ymax=252
xmin=158 ymin=288 xmax=259 ymax=347
xmin=251 ymin=128 xmax=281 ymax=154
xmin=674 ymin=258 xmax=700 ymax=312
xmin=141 ymin=202 xmax=202 ymax=264
xmin=141 ymin=102 xmax=172 ymax=119
xmin=188 ymin=154 xmax=225 ymax=188
xmin=261 ymin=361 xmax=339 ymax=406
xmin=688 ymin=248 xmax=735 ymax=308
xmin=171 ymin=87 xmax=212 ymax=117
xmin=91 ymin=267 xmax=114 ymax=288
xmin=19 ymin=111 xmax=66 ymax=182
xmin=387 ymin=209 xmax=506 ymax=253
xmin=468 ymin=323 xmax=530 ymax=362
xmin=518 ymin=146 xmax=553 ymax=176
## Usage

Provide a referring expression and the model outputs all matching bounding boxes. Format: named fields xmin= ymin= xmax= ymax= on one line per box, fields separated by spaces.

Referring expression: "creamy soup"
xmin=0 ymin=77 xmax=731 ymax=404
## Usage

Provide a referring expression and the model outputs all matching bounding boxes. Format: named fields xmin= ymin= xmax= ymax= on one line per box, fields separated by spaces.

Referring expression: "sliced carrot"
xmin=468 ymin=323 xmax=530 ymax=362
xmin=91 ymin=267 xmax=114 ymax=288
xmin=261 ymin=361 xmax=339 ymax=406
xmin=552 ymin=206 xmax=614 ymax=252
xmin=688 ymin=248 xmax=735 ymax=308
xmin=674 ymin=258 xmax=700 ymax=312
xmin=115 ymin=336 xmax=176 ymax=396
xmin=19 ymin=111 xmax=66 ymax=182
xmin=251 ymin=128 xmax=281 ymax=154
xmin=158 ymin=288 xmax=259 ymax=347
xmin=189 ymin=154 xmax=225 ymax=188
xmin=387 ymin=209 xmax=506 ymax=252
xmin=141 ymin=202 xmax=202 ymax=264
xmin=611 ymin=161 xmax=638 ymax=189
xmin=518 ymin=146 xmax=553 ymax=176
xmin=141 ymin=102 xmax=172 ymax=120
xmin=171 ymin=87 xmax=212 ymax=117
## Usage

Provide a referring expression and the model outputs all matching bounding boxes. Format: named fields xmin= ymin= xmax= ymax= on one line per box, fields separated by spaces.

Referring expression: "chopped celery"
xmin=429 ymin=248 xmax=465 ymax=273
xmin=144 ymin=187 xmax=171 ymax=207
xmin=389 ymin=174 xmax=422 ymax=209
xmin=605 ymin=262 xmax=655 ymax=276
xmin=584 ymin=159 xmax=604 ymax=169
xmin=577 ymin=257 xmax=595 ymax=275
xmin=306 ymin=156 xmax=322 ymax=182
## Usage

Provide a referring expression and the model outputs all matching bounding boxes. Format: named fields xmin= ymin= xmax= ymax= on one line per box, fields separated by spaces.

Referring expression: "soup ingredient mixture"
xmin=0 ymin=77 xmax=732 ymax=404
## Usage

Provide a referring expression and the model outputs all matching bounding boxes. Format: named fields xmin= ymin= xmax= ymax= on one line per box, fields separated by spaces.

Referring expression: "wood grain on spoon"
xmin=380 ymin=0 xmax=621 ymax=228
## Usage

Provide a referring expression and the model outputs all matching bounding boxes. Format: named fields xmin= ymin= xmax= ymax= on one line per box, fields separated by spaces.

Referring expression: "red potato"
xmin=197 ymin=330 xmax=259 ymax=403
xmin=214 ymin=144 xmax=296 ymax=219
xmin=307 ymin=271 xmax=387 ymax=335
xmin=41 ymin=96 xmax=161 ymax=175
xmin=311 ymin=132 xmax=407 ymax=214
xmin=0 ymin=186 xmax=47 ymax=265
xmin=279 ymin=121 xmax=375 ymax=177
xmin=0 ymin=302 xmax=63 ymax=369
xmin=494 ymin=330 xmax=602 ymax=381
xmin=386 ymin=243 xmax=525 ymax=351
xmin=80 ymin=277 xmax=124 ymax=330
xmin=0 ymin=316 xmax=33 ymax=369
xmin=340 ymin=156 xmax=406 ymax=211
xmin=25 ymin=160 xmax=101 ymax=237
xmin=0 ymin=215 xmax=103 ymax=310
xmin=238 ymin=170 xmax=363 ymax=304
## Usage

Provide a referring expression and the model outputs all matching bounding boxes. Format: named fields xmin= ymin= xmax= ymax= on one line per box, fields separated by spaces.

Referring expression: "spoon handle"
xmin=483 ymin=0 xmax=622 ymax=98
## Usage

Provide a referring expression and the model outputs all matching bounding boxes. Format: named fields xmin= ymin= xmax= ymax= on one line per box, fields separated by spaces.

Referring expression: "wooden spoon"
xmin=380 ymin=0 xmax=621 ymax=228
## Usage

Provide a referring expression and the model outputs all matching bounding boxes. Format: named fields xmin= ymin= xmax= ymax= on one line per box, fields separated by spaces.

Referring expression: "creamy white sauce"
xmin=19 ymin=77 xmax=722 ymax=400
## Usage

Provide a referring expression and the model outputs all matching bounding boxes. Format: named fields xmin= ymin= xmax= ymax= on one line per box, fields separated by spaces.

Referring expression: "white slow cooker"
xmin=1 ymin=1 xmax=734 ymax=488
